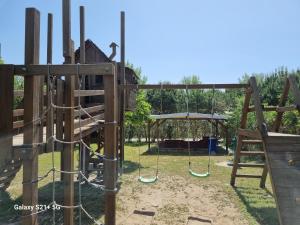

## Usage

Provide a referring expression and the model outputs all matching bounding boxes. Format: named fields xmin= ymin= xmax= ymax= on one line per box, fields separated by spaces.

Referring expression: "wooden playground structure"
xmin=0 ymin=1 xmax=300 ymax=225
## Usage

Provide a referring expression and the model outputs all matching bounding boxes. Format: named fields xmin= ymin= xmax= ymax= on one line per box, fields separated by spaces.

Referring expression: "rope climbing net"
xmin=18 ymin=64 xmax=118 ymax=225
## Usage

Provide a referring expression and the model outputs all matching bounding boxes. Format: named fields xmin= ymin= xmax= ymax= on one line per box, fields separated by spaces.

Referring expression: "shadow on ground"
xmin=0 ymin=180 xmax=107 ymax=225
xmin=142 ymin=146 xmax=228 ymax=156
xmin=233 ymin=186 xmax=279 ymax=225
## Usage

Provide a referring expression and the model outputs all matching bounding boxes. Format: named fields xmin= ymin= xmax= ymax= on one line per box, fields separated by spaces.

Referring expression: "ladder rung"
xmin=242 ymin=139 xmax=263 ymax=144
xmin=240 ymin=151 xmax=265 ymax=156
xmin=235 ymin=174 xmax=262 ymax=178
xmin=237 ymin=163 xmax=265 ymax=168
xmin=238 ymin=129 xmax=261 ymax=139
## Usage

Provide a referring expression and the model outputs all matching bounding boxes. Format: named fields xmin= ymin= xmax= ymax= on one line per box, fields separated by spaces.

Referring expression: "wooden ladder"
xmin=230 ymin=75 xmax=300 ymax=188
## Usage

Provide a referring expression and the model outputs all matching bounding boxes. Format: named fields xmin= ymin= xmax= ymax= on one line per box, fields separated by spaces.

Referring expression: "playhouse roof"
xmin=150 ymin=112 xmax=227 ymax=120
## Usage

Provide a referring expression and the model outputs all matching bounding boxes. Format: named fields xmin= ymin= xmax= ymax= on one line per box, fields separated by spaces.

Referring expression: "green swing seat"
xmin=138 ymin=176 xmax=158 ymax=183
xmin=189 ymin=169 xmax=210 ymax=178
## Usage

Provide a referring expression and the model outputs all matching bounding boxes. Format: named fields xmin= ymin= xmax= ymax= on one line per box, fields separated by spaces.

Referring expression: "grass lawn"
xmin=0 ymin=143 xmax=278 ymax=225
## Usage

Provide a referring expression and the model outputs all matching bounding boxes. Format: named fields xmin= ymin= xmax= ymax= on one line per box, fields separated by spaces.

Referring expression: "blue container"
xmin=208 ymin=137 xmax=217 ymax=153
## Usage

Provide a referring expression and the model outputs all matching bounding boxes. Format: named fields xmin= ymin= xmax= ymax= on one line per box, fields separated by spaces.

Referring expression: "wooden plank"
xmin=104 ymin=69 xmax=118 ymax=225
xmin=46 ymin=13 xmax=54 ymax=153
xmin=238 ymin=129 xmax=261 ymax=139
xmin=122 ymin=83 xmax=249 ymax=90
xmin=13 ymin=109 xmax=24 ymax=117
xmin=235 ymin=174 xmax=262 ymax=178
xmin=0 ymin=65 xmax=14 ymax=169
xmin=241 ymin=139 xmax=263 ymax=144
xmin=74 ymin=105 xmax=104 ymax=117
xmin=276 ymin=105 xmax=297 ymax=113
xmin=13 ymin=63 xmax=114 ymax=76
xmin=62 ymin=1 xmax=74 ymax=224
xmin=237 ymin=163 xmax=265 ymax=168
xmin=22 ymin=8 xmax=40 ymax=225
xmin=74 ymin=90 xmax=104 ymax=97
xmin=240 ymin=151 xmax=265 ymax=156
xmin=13 ymin=120 xmax=24 ymax=129
xmin=248 ymin=105 xmax=277 ymax=112
xmin=74 ymin=113 xmax=104 ymax=129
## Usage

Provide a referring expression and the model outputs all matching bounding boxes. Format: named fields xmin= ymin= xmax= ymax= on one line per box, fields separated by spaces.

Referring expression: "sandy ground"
xmin=116 ymin=175 xmax=249 ymax=225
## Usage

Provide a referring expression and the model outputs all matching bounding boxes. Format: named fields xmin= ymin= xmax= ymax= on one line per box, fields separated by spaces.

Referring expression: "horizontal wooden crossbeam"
xmin=6 ymin=63 xmax=115 ymax=76
xmin=121 ymin=83 xmax=249 ymax=90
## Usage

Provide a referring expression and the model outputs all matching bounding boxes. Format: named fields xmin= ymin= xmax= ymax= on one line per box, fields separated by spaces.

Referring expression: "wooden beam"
xmin=104 ymin=69 xmax=118 ymax=225
xmin=46 ymin=13 xmax=54 ymax=153
xmin=74 ymin=90 xmax=104 ymax=97
xmin=74 ymin=113 xmax=104 ymax=129
xmin=119 ymin=11 xmax=126 ymax=169
xmin=12 ymin=63 xmax=114 ymax=76
xmin=74 ymin=105 xmax=104 ymax=117
xmin=62 ymin=1 xmax=74 ymax=224
xmin=22 ymin=8 xmax=40 ymax=225
xmin=121 ymin=83 xmax=249 ymax=90
xmin=80 ymin=6 xmax=85 ymax=64
xmin=0 ymin=65 xmax=14 ymax=168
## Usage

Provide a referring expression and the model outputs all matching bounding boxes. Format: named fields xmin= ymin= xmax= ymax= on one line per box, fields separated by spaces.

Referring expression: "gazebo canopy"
xmin=149 ymin=112 xmax=227 ymax=121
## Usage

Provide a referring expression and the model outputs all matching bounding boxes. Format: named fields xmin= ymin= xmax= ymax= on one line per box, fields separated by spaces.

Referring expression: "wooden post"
xmin=22 ymin=8 xmax=40 ymax=225
xmin=249 ymin=77 xmax=267 ymax=136
xmin=46 ymin=13 xmax=54 ymax=153
xmin=104 ymin=69 xmax=118 ymax=225
xmin=273 ymin=78 xmax=290 ymax=132
xmin=119 ymin=11 xmax=126 ymax=168
xmin=56 ymin=79 xmax=64 ymax=180
xmin=148 ymin=120 xmax=151 ymax=150
xmin=79 ymin=6 xmax=85 ymax=103
xmin=62 ymin=1 xmax=74 ymax=224
xmin=0 ymin=65 xmax=14 ymax=167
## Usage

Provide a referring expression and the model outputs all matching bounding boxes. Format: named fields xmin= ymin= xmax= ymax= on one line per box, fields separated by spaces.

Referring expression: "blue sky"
xmin=0 ymin=0 xmax=300 ymax=83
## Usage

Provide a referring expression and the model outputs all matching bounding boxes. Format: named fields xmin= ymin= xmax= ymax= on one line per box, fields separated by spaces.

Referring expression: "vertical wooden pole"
xmin=22 ymin=8 xmax=40 ymax=225
xmin=119 ymin=11 xmax=126 ymax=168
xmin=249 ymin=77 xmax=267 ymax=135
xmin=62 ymin=1 xmax=74 ymax=224
xmin=80 ymin=5 xmax=85 ymax=92
xmin=273 ymin=78 xmax=290 ymax=132
xmin=46 ymin=13 xmax=54 ymax=153
xmin=148 ymin=121 xmax=151 ymax=150
xmin=0 ymin=65 xmax=14 ymax=167
xmin=80 ymin=6 xmax=85 ymax=64
xmin=56 ymin=79 xmax=64 ymax=180
xmin=104 ymin=69 xmax=118 ymax=225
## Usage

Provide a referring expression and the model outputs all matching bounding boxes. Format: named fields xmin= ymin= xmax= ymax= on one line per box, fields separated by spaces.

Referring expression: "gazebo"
xmin=147 ymin=112 xmax=229 ymax=152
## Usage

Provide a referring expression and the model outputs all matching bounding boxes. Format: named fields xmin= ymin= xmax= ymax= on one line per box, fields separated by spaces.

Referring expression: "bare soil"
xmin=116 ymin=174 xmax=249 ymax=225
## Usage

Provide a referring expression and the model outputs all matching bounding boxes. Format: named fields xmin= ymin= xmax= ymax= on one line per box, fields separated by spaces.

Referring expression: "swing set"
xmin=134 ymin=84 xmax=235 ymax=183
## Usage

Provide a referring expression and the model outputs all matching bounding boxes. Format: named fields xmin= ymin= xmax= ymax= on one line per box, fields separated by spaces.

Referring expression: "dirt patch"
xmin=117 ymin=175 xmax=248 ymax=225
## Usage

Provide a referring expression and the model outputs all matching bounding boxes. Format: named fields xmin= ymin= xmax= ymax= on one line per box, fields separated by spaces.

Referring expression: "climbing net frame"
xmin=0 ymin=63 xmax=119 ymax=225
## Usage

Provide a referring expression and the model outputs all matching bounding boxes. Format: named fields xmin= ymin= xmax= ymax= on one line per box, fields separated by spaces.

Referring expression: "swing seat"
xmin=138 ymin=176 xmax=158 ymax=183
xmin=189 ymin=169 xmax=210 ymax=178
